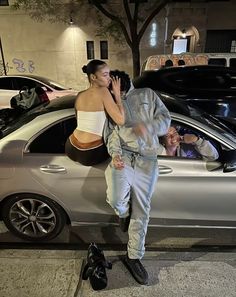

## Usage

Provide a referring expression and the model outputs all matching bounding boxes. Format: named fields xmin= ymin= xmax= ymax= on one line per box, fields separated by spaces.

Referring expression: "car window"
xmin=42 ymin=80 xmax=68 ymax=91
xmin=166 ymin=69 xmax=236 ymax=91
xmin=208 ymin=58 xmax=226 ymax=66
xmin=158 ymin=121 xmax=222 ymax=161
xmin=14 ymin=77 xmax=42 ymax=90
xmin=0 ymin=77 xmax=15 ymax=90
xmin=230 ymin=58 xmax=236 ymax=68
xmin=34 ymin=77 xmax=68 ymax=91
xmin=28 ymin=117 xmax=76 ymax=154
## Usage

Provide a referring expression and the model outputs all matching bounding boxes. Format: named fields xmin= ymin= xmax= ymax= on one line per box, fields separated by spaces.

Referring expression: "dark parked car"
xmin=134 ymin=65 xmax=236 ymax=122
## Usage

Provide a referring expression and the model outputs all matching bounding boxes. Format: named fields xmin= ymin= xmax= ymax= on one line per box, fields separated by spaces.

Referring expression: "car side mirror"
xmin=223 ymin=162 xmax=236 ymax=173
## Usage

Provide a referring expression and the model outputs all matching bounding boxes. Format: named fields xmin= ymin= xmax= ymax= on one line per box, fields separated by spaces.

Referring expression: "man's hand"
xmin=112 ymin=155 xmax=125 ymax=170
xmin=132 ymin=123 xmax=148 ymax=138
xmin=181 ymin=134 xmax=199 ymax=144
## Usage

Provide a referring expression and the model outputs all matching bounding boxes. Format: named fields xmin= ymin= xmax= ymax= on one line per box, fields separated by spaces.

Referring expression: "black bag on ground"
xmin=82 ymin=242 xmax=112 ymax=291
xmin=10 ymin=86 xmax=49 ymax=110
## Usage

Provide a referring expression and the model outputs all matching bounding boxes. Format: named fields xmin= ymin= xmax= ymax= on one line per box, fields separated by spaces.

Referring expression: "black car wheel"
xmin=1 ymin=194 xmax=67 ymax=242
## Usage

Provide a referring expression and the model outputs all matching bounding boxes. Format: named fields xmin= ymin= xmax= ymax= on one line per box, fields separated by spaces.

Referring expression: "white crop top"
xmin=76 ymin=110 xmax=106 ymax=137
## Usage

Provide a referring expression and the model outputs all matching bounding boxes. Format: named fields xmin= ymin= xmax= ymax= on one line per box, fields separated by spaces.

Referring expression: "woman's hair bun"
xmin=82 ymin=65 xmax=87 ymax=74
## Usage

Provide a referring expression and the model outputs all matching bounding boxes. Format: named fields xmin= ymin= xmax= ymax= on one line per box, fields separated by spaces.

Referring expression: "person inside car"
xmin=65 ymin=59 xmax=125 ymax=166
xmin=158 ymin=126 xmax=219 ymax=161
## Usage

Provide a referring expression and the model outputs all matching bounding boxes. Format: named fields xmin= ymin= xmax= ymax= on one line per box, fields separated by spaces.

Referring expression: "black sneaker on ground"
xmin=123 ymin=254 xmax=149 ymax=285
xmin=119 ymin=216 xmax=130 ymax=232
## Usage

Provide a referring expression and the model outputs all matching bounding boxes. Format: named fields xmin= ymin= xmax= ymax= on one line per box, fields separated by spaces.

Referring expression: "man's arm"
xmin=133 ymin=89 xmax=171 ymax=138
xmin=103 ymin=120 xmax=124 ymax=169
xmin=182 ymin=134 xmax=219 ymax=161
xmin=103 ymin=118 xmax=122 ymax=158
xmin=193 ymin=138 xmax=219 ymax=161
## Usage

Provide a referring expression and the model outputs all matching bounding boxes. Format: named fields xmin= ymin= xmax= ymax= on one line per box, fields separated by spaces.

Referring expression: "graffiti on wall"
xmin=12 ymin=58 xmax=35 ymax=73
xmin=0 ymin=58 xmax=35 ymax=75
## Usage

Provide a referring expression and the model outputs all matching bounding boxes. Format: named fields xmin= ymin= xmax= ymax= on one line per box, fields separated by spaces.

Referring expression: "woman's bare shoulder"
xmin=99 ymin=87 xmax=110 ymax=94
xmin=99 ymin=87 xmax=113 ymax=101
xmin=75 ymin=90 xmax=87 ymax=106
xmin=77 ymin=90 xmax=87 ymax=98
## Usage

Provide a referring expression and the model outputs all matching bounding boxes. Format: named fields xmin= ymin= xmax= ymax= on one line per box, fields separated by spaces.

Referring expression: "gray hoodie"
xmin=104 ymin=87 xmax=171 ymax=158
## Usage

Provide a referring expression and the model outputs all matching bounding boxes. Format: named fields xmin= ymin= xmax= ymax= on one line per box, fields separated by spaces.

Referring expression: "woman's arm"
xmin=102 ymin=78 xmax=125 ymax=126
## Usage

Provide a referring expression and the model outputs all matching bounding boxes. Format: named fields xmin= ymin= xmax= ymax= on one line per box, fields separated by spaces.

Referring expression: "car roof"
xmin=136 ymin=65 xmax=235 ymax=85
xmin=0 ymin=74 xmax=55 ymax=81
xmin=0 ymin=74 xmax=70 ymax=90
xmin=134 ymin=65 xmax=236 ymax=96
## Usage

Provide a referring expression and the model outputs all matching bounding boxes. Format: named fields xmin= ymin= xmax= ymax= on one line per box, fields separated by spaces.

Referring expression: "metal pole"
xmin=0 ymin=37 xmax=7 ymax=75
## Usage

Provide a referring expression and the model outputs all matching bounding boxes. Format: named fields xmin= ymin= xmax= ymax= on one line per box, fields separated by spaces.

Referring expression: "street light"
xmin=69 ymin=16 xmax=74 ymax=26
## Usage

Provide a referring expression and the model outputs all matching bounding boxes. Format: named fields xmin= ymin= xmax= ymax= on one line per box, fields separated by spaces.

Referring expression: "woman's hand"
xmin=111 ymin=76 xmax=121 ymax=102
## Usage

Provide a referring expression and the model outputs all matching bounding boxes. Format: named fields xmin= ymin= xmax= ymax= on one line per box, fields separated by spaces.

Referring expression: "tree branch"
xmin=133 ymin=0 xmax=140 ymax=23
xmin=137 ymin=0 xmax=170 ymax=42
xmin=123 ymin=0 xmax=133 ymax=26
xmin=90 ymin=0 xmax=132 ymax=47
xmin=123 ymin=0 xmax=137 ymax=41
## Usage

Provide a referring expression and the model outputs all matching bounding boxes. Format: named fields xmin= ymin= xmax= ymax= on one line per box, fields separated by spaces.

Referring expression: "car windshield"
xmin=187 ymin=106 xmax=236 ymax=143
xmin=22 ymin=75 xmax=70 ymax=91
xmin=1 ymin=94 xmax=236 ymax=145
xmin=31 ymin=76 xmax=70 ymax=91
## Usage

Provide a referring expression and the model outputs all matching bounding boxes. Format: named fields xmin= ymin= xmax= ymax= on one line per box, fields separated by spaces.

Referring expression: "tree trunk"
xmin=131 ymin=43 xmax=141 ymax=79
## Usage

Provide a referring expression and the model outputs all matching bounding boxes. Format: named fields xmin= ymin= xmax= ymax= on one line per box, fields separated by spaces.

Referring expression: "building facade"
xmin=0 ymin=0 xmax=236 ymax=90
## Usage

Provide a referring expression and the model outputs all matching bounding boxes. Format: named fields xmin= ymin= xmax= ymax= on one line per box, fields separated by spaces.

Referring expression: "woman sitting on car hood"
xmin=65 ymin=59 xmax=125 ymax=166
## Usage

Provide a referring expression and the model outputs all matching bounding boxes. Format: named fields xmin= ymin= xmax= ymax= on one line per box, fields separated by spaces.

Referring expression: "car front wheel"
xmin=1 ymin=194 xmax=67 ymax=242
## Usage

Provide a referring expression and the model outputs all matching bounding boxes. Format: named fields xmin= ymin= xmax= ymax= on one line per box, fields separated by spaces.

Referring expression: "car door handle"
xmin=159 ymin=165 xmax=173 ymax=174
xmin=40 ymin=164 xmax=67 ymax=174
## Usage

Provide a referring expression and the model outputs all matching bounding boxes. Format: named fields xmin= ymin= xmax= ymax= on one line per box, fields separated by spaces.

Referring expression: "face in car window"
xmin=159 ymin=125 xmax=219 ymax=161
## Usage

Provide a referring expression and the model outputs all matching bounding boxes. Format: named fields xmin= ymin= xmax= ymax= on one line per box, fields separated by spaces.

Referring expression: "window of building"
xmin=0 ymin=0 xmax=9 ymax=6
xmin=100 ymin=41 xmax=108 ymax=60
xmin=231 ymin=40 xmax=236 ymax=53
xmin=205 ymin=30 xmax=236 ymax=53
xmin=86 ymin=41 xmax=94 ymax=60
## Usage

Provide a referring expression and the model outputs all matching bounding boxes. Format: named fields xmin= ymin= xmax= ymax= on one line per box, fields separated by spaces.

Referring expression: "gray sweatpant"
xmin=105 ymin=151 xmax=158 ymax=259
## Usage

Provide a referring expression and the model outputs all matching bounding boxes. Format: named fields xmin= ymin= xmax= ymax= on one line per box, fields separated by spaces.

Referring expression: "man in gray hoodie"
xmin=104 ymin=70 xmax=171 ymax=285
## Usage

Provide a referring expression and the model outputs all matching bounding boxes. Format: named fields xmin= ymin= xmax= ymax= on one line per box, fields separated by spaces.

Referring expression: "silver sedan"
xmin=0 ymin=96 xmax=236 ymax=242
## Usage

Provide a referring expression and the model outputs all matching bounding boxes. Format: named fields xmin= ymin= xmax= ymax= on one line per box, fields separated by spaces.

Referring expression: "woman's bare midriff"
xmin=73 ymin=129 xmax=102 ymax=143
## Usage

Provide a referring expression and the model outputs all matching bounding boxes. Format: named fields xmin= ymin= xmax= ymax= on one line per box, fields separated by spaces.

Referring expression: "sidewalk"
xmin=0 ymin=249 xmax=236 ymax=297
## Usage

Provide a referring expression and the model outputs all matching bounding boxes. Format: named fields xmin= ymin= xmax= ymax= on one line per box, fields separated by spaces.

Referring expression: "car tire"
xmin=1 ymin=193 xmax=67 ymax=242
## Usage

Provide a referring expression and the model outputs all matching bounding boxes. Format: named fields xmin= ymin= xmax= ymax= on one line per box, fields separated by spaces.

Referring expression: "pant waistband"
xmin=70 ymin=133 xmax=103 ymax=149
xmin=123 ymin=150 xmax=157 ymax=161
